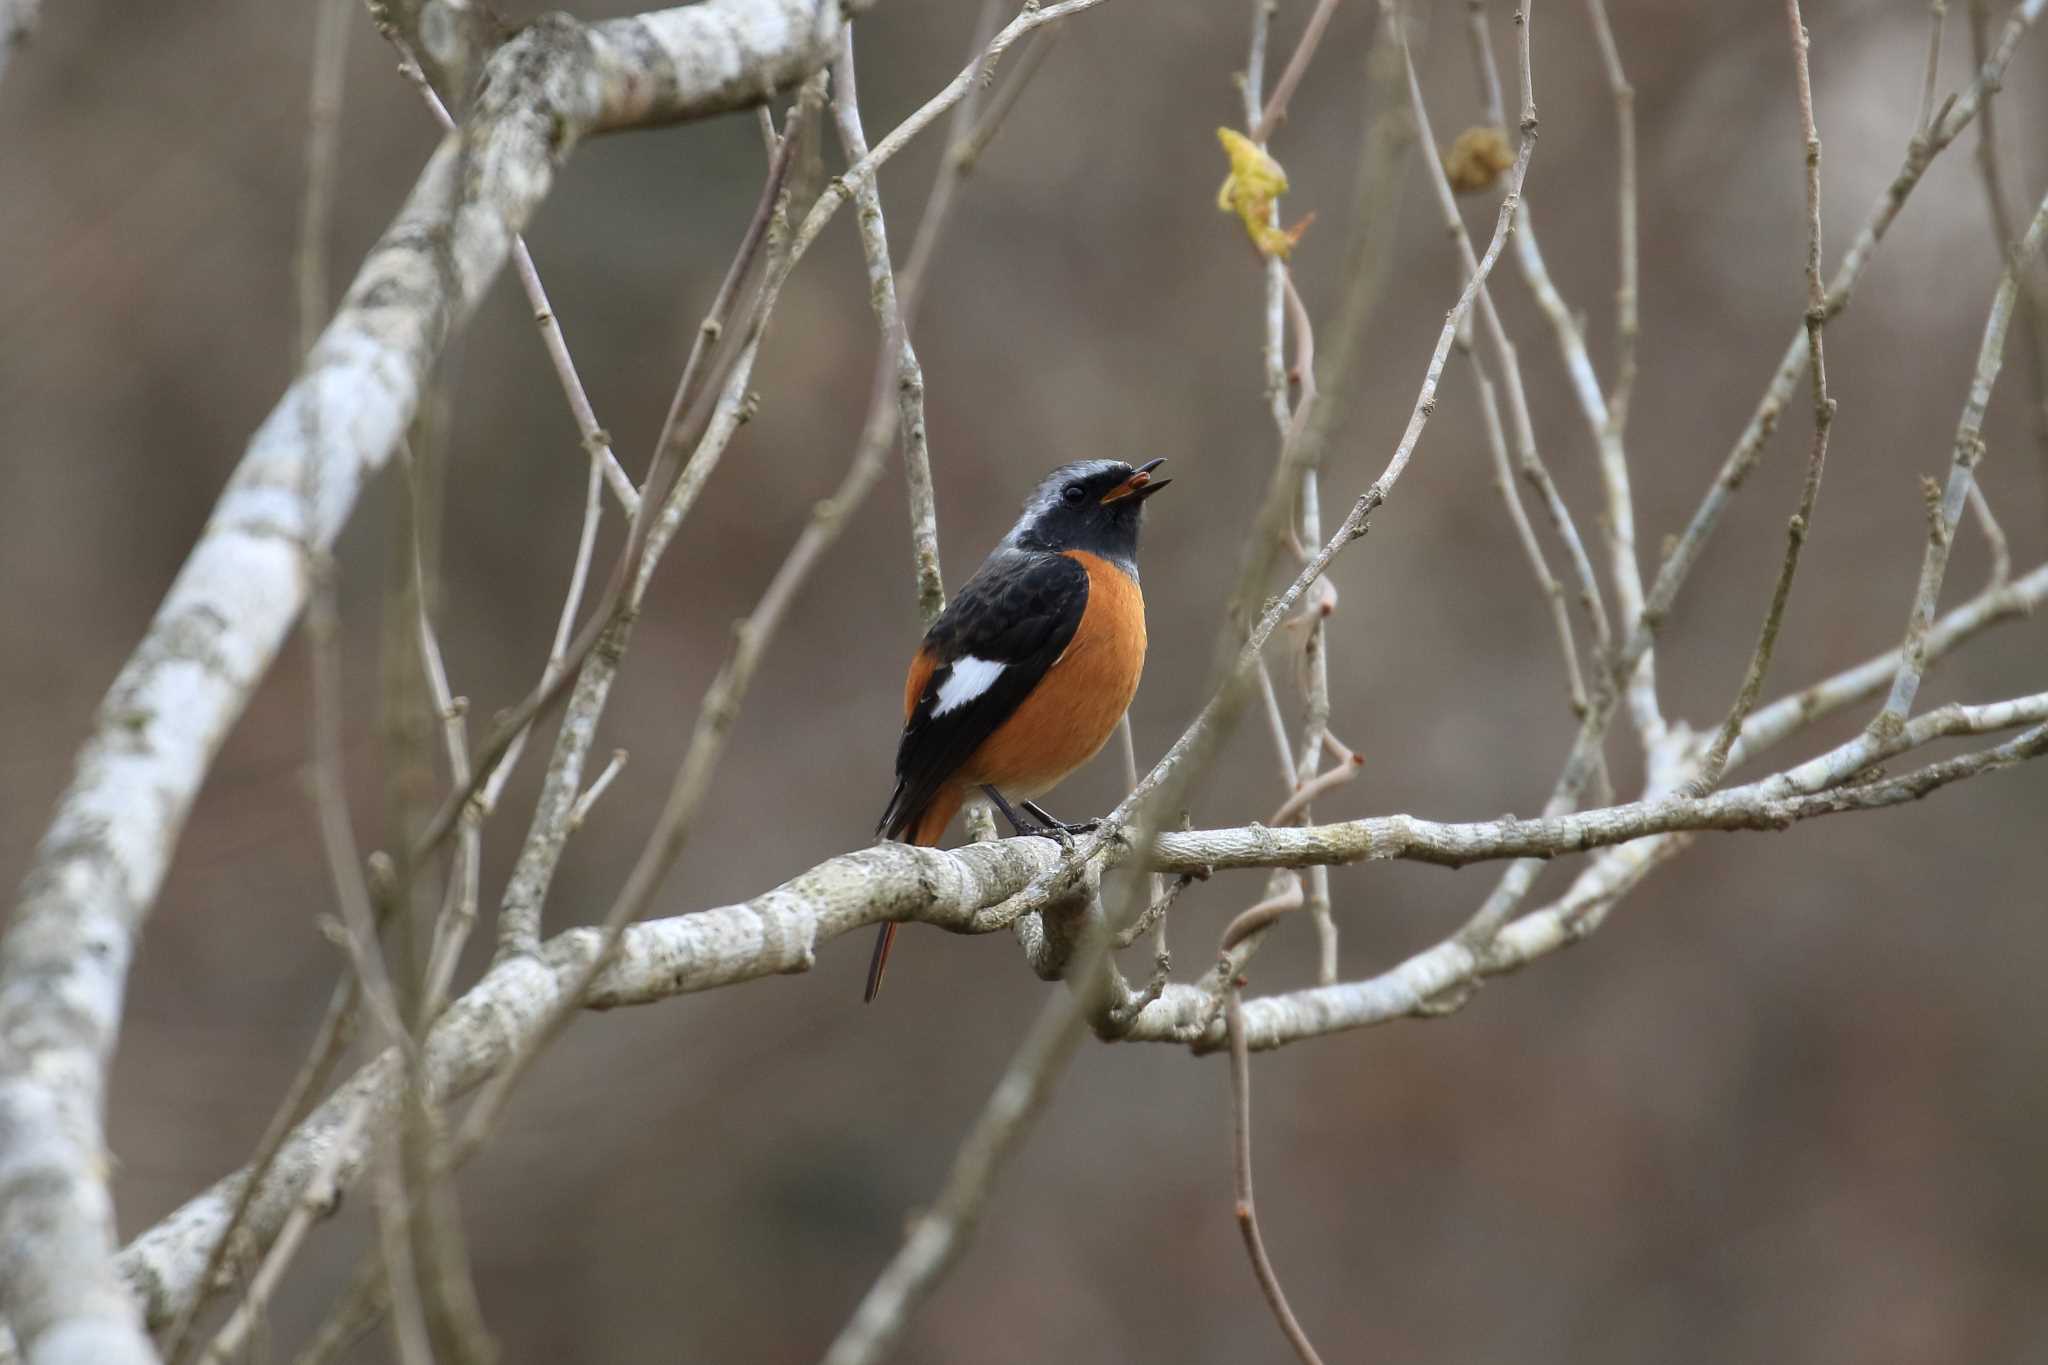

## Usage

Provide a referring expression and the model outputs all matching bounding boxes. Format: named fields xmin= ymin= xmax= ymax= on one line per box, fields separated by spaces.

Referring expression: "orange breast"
xmin=962 ymin=550 xmax=1147 ymax=797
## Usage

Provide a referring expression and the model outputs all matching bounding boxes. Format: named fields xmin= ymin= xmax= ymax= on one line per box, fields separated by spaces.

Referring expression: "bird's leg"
xmin=981 ymin=786 xmax=1074 ymax=846
xmin=1021 ymin=799 xmax=1100 ymax=836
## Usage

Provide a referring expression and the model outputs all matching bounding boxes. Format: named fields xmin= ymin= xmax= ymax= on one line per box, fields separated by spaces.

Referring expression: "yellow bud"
xmin=1443 ymin=126 xmax=1514 ymax=194
xmin=1215 ymin=128 xmax=1313 ymax=260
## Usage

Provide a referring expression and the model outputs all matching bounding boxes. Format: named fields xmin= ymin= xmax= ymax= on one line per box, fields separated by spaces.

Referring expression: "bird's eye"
xmin=1061 ymin=483 xmax=1086 ymax=505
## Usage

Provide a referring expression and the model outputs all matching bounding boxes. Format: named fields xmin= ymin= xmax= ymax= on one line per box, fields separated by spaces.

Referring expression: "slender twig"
xmin=1470 ymin=343 xmax=1589 ymax=717
xmin=1152 ymin=719 xmax=2048 ymax=1052
xmin=403 ymin=30 xmax=869 ymax=895
xmin=173 ymin=65 xmax=823 ymax=1359
xmin=1966 ymin=0 xmax=2048 ymax=493
xmin=1873 ymin=182 xmax=2048 ymax=733
xmin=1688 ymin=0 xmax=1837 ymax=794
xmin=487 ymin=95 xmax=808 ymax=959
xmin=1966 ymin=482 xmax=2011 ymax=588
xmin=1463 ymin=0 xmax=2047 ymax=935
xmin=891 ymin=0 xmax=1004 ymax=328
xmin=1268 ymin=746 xmax=1363 ymax=827
xmin=1272 ymin=270 xmax=1342 ymax=981
xmin=129 ymin=547 xmax=2048 ymax=1338
xmin=829 ymin=16 xmax=1384 ymax=1352
xmin=820 ymin=988 xmax=1091 ymax=1365
xmin=305 ymin=456 xmax=410 ymax=1059
xmin=467 ymin=333 xmax=879 ymax=1157
xmin=295 ymin=0 xmax=354 ymax=358
xmin=452 ymin=78 xmax=839 ymax=1153
xmin=1227 ymin=984 xmax=1328 ymax=1365
xmin=1115 ymin=713 xmax=1168 ymax=964
xmin=1105 ymin=0 xmax=1343 ymax=1015
xmin=952 ymin=25 xmax=1063 ymax=173
xmin=0 ymin=7 xmax=941 ymax=1353
xmin=1254 ymin=659 xmax=1301 ymax=789
xmin=1491 ymin=0 xmax=1661 ymax=739
xmin=1727 ymin=562 xmax=2045 ymax=770
xmin=411 ymin=517 xmax=481 ymax=1022
xmin=487 ymin=386 xmax=607 ymax=791
xmin=394 ymin=1094 xmax=495 ymax=1365
xmin=1917 ymin=0 xmax=1949 ymax=136
xmin=477 ymin=1 xmax=1121 ymax=962
xmin=1248 ymin=0 xmax=1343 ymax=142
xmin=1405 ymin=13 xmax=1609 ymax=663
xmin=452 ymin=38 xmax=1017 ymax=1161
xmin=392 ymin=39 xmax=639 ymax=514
xmin=832 ymin=0 xmax=1013 ymax=631
xmin=1623 ymin=0 xmax=2044 ymax=707
xmin=370 ymin=1130 xmax=435 ymax=1365
xmin=1221 ymin=875 xmax=1306 ymax=952
xmin=157 ymin=11 xmax=364 ymax=1355
xmin=295 ymin=34 xmax=422 ymax=1058
xmin=1032 ymin=0 xmax=1536 ymax=964
xmin=158 ymin=978 xmax=361 ymax=1364
xmin=303 ymin=416 xmax=445 ymax=1365
xmin=787 ymin=0 xmax=1113 ymax=272
xmin=1215 ymin=0 xmax=1414 ymax=663
xmin=289 ymin=1253 xmax=388 ymax=1365
xmin=1583 ymin=0 xmax=1644 ymax=512
xmin=121 ymin=681 xmax=2048 ymax=1329
xmin=827 ymin=218 xmax=1331 ymax=1360
xmin=195 ymin=1099 xmax=377 ymax=1365
xmin=832 ymin=24 xmax=948 ymax=624
xmin=567 ymin=749 xmax=629 ymax=831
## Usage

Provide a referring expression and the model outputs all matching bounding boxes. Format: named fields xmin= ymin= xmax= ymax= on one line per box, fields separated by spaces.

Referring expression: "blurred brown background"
xmin=5 ymin=0 xmax=2048 ymax=1360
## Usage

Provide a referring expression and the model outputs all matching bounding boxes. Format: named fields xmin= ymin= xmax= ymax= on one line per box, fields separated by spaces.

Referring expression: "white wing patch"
xmin=932 ymin=656 xmax=1006 ymax=717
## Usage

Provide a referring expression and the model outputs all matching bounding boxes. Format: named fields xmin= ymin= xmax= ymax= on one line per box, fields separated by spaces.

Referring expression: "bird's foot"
xmin=1022 ymin=800 xmax=1099 ymax=837
xmin=982 ymin=789 xmax=1097 ymax=845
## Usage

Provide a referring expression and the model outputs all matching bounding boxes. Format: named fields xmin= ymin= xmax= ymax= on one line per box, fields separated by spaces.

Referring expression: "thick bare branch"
xmin=116 ymin=678 xmax=2048 ymax=1325
xmin=1127 ymin=714 xmax=2048 ymax=1052
xmin=0 ymin=5 xmax=863 ymax=1357
xmin=118 ymin=838 xmax=1059 ymax=1331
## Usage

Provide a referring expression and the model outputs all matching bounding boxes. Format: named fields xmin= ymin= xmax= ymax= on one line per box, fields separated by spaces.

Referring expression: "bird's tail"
xmin=864 ymin=787 xmax=964 ymax=1002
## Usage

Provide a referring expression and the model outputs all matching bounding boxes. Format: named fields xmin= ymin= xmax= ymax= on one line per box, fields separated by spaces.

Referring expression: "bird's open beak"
xmin=1100 ymin=458 xmax=1172 ymax=505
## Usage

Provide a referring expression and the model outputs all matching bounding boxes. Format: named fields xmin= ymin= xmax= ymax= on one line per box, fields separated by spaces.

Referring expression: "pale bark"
xmin=0 ymin=4 xmax=859 ymax=1360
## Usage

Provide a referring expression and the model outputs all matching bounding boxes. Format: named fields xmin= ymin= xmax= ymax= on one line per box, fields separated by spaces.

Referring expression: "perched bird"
xmin=866 ymin=459 xmax=1172 ymax=1001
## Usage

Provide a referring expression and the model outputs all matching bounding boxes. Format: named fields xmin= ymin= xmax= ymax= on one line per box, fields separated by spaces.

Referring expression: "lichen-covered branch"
xmin=1123 ymin=715 xmax=2048 ymax=1052
xmin=0 ymin=5 xmax=862 ymax=1359
xmin=116 ymin=682 xmax=2048 ymax=1325
xmin=117 ymin=838 xmax=1059 ymax=1331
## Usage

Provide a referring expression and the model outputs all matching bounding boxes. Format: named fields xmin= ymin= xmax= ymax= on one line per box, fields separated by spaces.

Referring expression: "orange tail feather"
xmin=863 ymin=786 xmax=965 ymax=1002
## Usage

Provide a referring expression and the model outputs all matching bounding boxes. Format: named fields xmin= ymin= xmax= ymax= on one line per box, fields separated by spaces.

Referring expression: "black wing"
xmin=878 ymin=550 xmax=1089 ymax=839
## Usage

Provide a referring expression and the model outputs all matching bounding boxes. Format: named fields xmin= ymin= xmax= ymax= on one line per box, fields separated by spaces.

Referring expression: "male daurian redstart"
xmin=865 ymin=459 xmax=1170 ymax=1001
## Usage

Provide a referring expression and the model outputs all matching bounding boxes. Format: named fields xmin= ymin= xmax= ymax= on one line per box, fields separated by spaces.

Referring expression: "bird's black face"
xmin=1005 ymin=459 xmax=1171 ymax=569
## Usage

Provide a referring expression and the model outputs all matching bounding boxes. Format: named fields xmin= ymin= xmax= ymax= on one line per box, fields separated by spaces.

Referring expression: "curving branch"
xmin=116 ymin=678 xmax=2048 ymax=1326
xmin=0 ymin=4 xmax=865 ymax=1360
xmin=10 ymin=4 xmax=2045 ymax=1358
xmin=117 ymin=838 xmax=1059 ymax=1333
